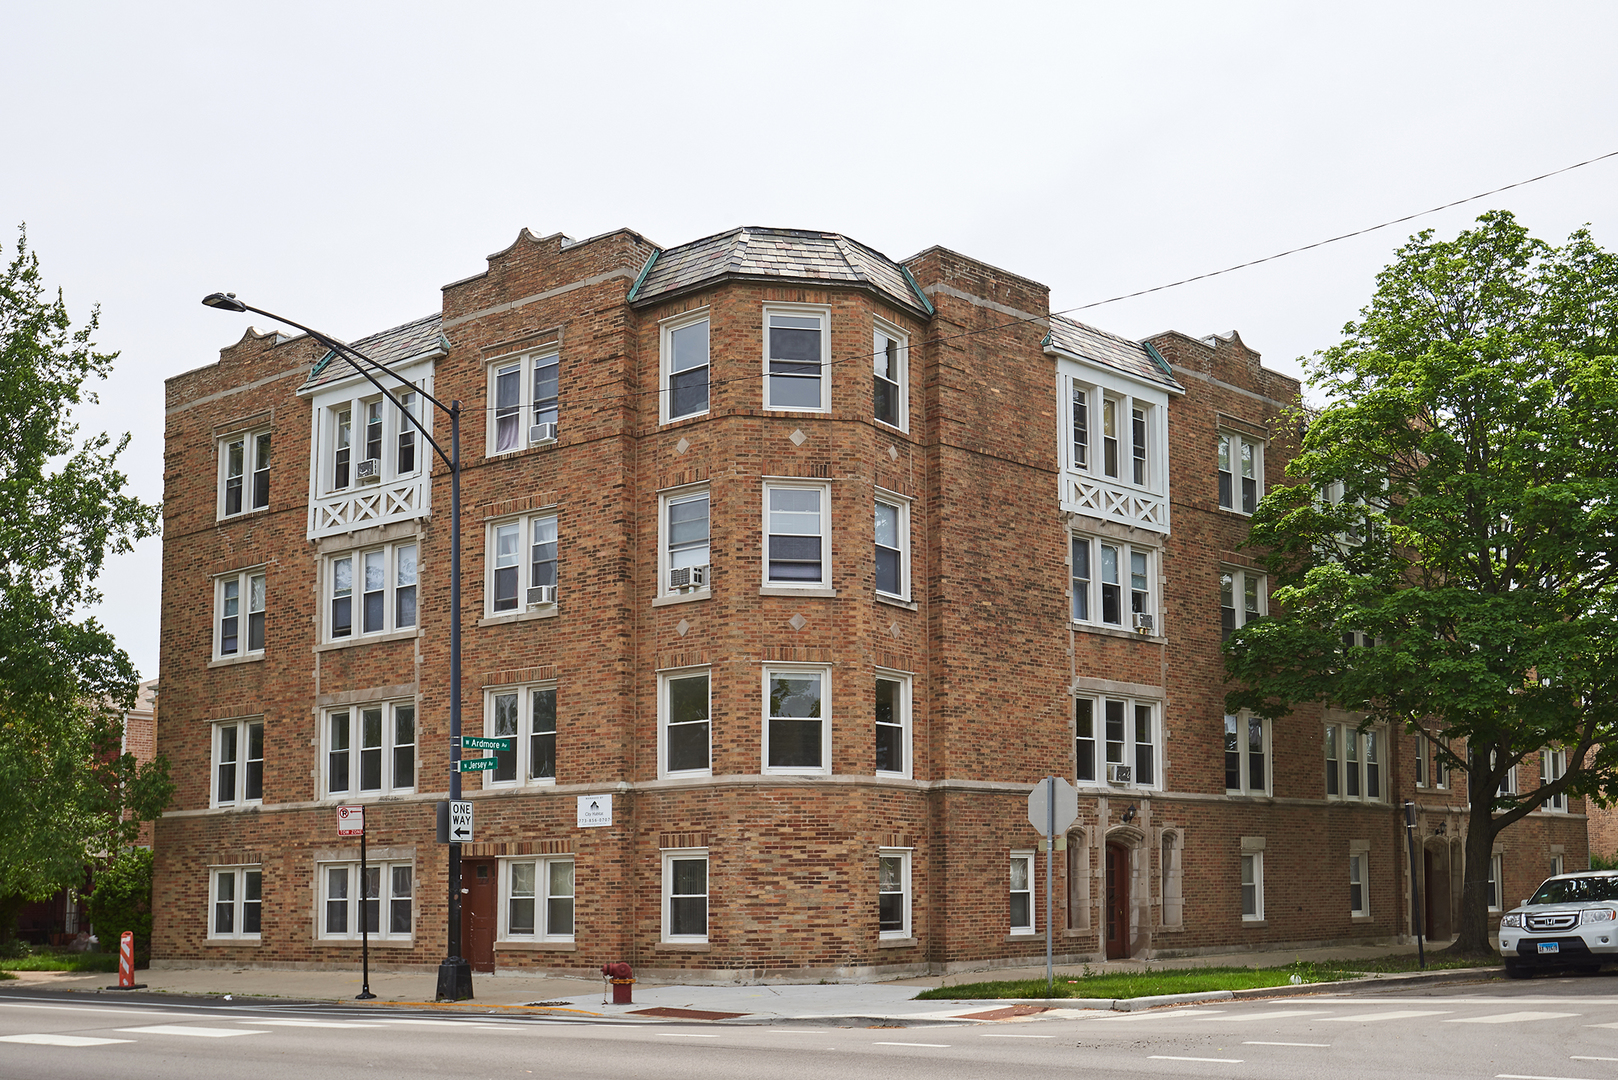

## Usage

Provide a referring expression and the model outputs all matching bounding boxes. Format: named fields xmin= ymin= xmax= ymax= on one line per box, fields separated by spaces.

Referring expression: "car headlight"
xmin=1500 ymin=914 xmax=1523 ymax=928
xmin=1582 ymin=908 xmax=1617 ymax=925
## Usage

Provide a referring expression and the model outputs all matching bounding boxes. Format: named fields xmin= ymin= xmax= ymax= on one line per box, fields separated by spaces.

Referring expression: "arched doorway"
xmin=1424 ymin=841 xmax=1453 ymax=941
xmin=1105 ymin=842 xmax=1130 ymax=959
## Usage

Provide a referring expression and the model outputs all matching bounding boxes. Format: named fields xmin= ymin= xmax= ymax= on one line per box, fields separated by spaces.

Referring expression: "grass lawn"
xmin=0 ymin=952 xmax=118 ymax=973
xmin=914 ymin=955 xmax=1499 ymax=1000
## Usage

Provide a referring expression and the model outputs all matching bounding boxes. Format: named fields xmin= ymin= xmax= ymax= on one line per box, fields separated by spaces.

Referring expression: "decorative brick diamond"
xmin=676 ymin=619 xmax=690 ymax=637
xmin=789 ymin=429 xmax=807 ymax=446
xmin=675 ymin=438 xmax=690 ymax=455
xmin=789 ymin=613 xmax=808 ymax=631
xmin=889 ymin=622 xmax=901 ymax=638
xmin=888 ymin=445 xmax=899 ymax=461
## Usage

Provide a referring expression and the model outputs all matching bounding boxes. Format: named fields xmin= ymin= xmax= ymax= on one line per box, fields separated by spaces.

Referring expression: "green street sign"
xmin=456 ymin=757 xmax=500 ymax=772
xmin=461 ymin=736 xmax=513 ymax=752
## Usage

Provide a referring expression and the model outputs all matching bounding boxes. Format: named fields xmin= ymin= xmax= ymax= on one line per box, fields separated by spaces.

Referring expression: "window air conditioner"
xmin=668 ymin=564 xmax=709 ymax=591
xmin=1133 ymin=613 xmax=1155 ymax=634
xmin=529 ymin=422 xmax=558 ymax=445
xmin=525 ymin=584 xmax=557 ymax=607
xmin=1107 ymin=764 xmax=1133 ymax=785
xmin=354 ymin=458 xmax=382 ymax=482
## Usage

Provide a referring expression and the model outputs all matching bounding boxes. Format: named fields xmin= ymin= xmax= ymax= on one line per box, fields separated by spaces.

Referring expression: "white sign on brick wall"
xmin=577 ymin=794 xmax=612 ymax=828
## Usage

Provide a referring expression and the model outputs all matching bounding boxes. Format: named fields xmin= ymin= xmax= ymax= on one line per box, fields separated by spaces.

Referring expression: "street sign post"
xmin=448 ymin=800 xmax=473 ymax=843
xmin=456 ymin=756 xmax=499 ymax=772
xmin=337 ymin=805 xmax=375 ymax=1000
xmin=461 ymin=736 xmax=513 ymax=752
xmin=1027 ymin=777 xmax=1078 ymax=994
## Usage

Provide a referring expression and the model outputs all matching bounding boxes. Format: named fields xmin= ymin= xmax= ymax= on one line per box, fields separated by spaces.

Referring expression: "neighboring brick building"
xmin=152 ymin=226 xmax=1588 ymax=978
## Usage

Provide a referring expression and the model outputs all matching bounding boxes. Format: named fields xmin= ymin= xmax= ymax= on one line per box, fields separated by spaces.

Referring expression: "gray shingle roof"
xmin=298 ymin=313 xmax=449 ymax=392
xmin=630 ymin=227 xmax=932 ymax=317
xmin=1046 ymin=315 xmax=1183 ymax=392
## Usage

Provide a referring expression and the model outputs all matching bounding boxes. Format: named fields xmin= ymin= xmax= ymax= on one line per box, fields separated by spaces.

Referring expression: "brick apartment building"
xmin=153 ymin=225 xmax=1589 ymax=978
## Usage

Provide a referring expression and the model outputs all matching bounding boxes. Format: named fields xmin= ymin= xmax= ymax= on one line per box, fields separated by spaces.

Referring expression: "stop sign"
xmin=1027 ymin=776 xmax=1078 ymax=836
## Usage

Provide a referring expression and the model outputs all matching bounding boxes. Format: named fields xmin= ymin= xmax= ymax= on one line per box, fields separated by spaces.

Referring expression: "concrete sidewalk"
xmin=2 ymin=940 xmax=1499 ymax=1024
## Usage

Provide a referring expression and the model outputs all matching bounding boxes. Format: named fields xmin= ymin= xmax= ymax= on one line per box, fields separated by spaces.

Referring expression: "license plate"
xmin=1538 ymin=942 xmax=1560 ymax=954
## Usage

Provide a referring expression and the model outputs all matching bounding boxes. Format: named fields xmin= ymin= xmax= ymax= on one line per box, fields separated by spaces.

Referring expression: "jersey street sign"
xmin=456 ymin=756 xmax=499 ymax=772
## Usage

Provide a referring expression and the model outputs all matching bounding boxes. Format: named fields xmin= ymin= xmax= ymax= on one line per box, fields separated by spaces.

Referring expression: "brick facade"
xmin=153 ymin=226 xmax=1589 ymax=979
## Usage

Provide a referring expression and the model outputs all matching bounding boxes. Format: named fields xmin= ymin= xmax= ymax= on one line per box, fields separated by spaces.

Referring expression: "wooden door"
xmin=1105 ymin=844 xmax=1130 ymax=959
xmin=462 ymin=859 xmax=497 ymax=972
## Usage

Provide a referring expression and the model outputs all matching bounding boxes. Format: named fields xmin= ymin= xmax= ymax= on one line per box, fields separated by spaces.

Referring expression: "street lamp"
xmin=202 ymin=292 xmax=473 ymax=1001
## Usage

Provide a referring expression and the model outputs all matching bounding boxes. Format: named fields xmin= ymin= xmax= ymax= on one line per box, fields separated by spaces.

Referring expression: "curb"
xmin=992 ymin=966 xmax=1505 ymax=1013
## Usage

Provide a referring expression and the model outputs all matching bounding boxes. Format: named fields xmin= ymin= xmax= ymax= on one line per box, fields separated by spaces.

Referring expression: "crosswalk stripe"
xmin=252 ymin=1020 xmax=384 ymax=1028
xmin=1245 ymin=1041 xmax=1331 ymax=1047
xmin=1320 ymin=1010 xmax=1453 ymax=1023
xmin=1192 ymin=1010 xmax=1327 ymax=1022
xmin=115 ymin=1025 xmax=268 ymax=1038
xmin=1448 ymin=1012 xmax=1579 ymax=1024
xmin=0 ymin=1034 xmax=135 ymax=1047
xmin=1150 ymin=1055 xmax=1243 ymax=1063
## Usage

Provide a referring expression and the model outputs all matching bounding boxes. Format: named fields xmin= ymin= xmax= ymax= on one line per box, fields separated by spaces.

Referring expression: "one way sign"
xmin=448 ymin=800 xmax=473 ymax=842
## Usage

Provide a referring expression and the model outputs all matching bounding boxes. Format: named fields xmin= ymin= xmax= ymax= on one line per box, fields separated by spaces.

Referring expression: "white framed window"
xmin=326 ymin=542 xmax=417 ymax=641
xmin=1551 ymin=854 xmax=1564 ymax=877
xmin=1416 ymin=733 xmax=1451 ymax=790
xmin=318 ymin=860 xmax=413 ymax=941
xmin=212 ymin=718 xmax=264 ymax=807
xmin=1010 ymin=852 xmax=1036 ymax=934
xmin=878 ymin=848 xmax=911 ymax=939
xmin=1218 ymin=431 xmax=1264 ymax=514
xmin=764 ymin=305 xmax=830 ymax=411
xmin=1071 ymin=535 xmax=1155 ymax=631
xmin=484 ymin=685 xmax=557 ymax=786
xmin=218 ymin=429 xmax=271 ymax=518
xmin=209 ymin=866 xmax=262 ymax=940
xmin=501 ymin=857 xmax=574 ymax=941
xmin=1075 ymin=695 xmax=1159 ymax=789
xmin=873 ymin=320 xmax=908 ymax=430
xmin=486 ymin=512 xmax=558 ymax=614
xmin=1488 ymin=853 xmax=1503 ymax=912
xmin=215 ymin=569 xmax=266 ymax=659
xmin=1325 ymin=721 xmax=1384 ymax=802
xmin=324 ymin=701 xmax=416 ymax=798
xmin=1069 ymin=381 xmax=1158 ymax=488
xmin=662 ymin=849 xmax=708 ymax=943
xmin=321 ymin=390 xmax=421 ymax=492
xmin=488 ymin=349 xmax=561 ymax=455
xmin=875 ymin=672 xmax=911 ymax=778
xmin=764 ymin=482 xmax=830 ymax=588
xmin=1220 ymin=568 xmax=1265 ymax=642
xmin=1224 ymin=712 xmax=1268 ymax=795
xmin=659 ymin=486 xmax=710 ymax=597
xmin=659 ymin=668 xmax=711 ymax=778
xmin=660 ymin=311 xmax=710 ymax=423
xmin=1349 ymin=852 xmax=1368 ymax=916
xmin=1241 ymin=852 xmax=1264 ymax=921
xmin=1471 ymin=745 xmax=1519 ymax=800
xmin=764 ymin=666 xmax=830 ymax=775
xmin=874 ymin=493 xmax=909 ymax=600
xmin=1542 ymin=749 xmax=1568 ymax=811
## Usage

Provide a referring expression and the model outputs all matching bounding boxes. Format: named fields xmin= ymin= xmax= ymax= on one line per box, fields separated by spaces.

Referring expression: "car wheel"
xmin=1504 ymin=960 xmax=1533 ymax=979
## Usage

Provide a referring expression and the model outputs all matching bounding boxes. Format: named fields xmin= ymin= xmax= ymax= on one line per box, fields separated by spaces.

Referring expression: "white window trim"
xmin=497 ymin=855 xmax=575 ymax=943
xmin=874 ymin=490 xmax=911 ymax=601
xmin=1542 ymin=749 xmax=1568 ymax=812
xmin=208 ymin=865 xmax=262 ymax=941
xmin=661 ymin=848 xmax=709 ymax=943
xmin=1010 ymin=851 xmax=1037 ymax=935
xmin=763 ymin=303 xmax=831 ymax=413
xmin=1488 ymin=852 xmax=1504 ymax=912
xmin=1217 ymin=430 xmax=1265 ymax=515
xmin=658 ymin=483 xmax=712 ymax=600
xmin=481 ymin=684 xmax=559 ymax=789
xmin=485 ymin=347 xmax=561 ymax=457
xmin=319 ymin=391 xmax=424 ymax=493
xmin=762 ymin=664 xmax=832 ymax=776
xmin=1070 ymin=534 xmax=1158 ymax=633
xmin=658 ymin=667 xmax=712 ymax=780
xmin=316 ymin=859 xmax=415 ymax=943
xmin=878 ymin=847 xmax=912 ymax=940
xmin=763 ymin=481 xmax=832 ymax=589
xmin=300 ymin=364 xmax=435 ymax=541
xmin=1224 ymin=711 xmax=1269 ymax=795
xmin=217 ymin=427 xmax=271 ymax=520
xmin=1074 ymin=693 xmax=1161 ymax=791
xmin=874 ymin=670 xmax=912 ymax=780
xmin=1066 ymin=377 xmax=1163 ymax=491
xmin=211 ymin=717 xmax=264 ymax=808
xmin=660 ymin=308 xmax=711 ymax=425
xmin=1349 ymin=851 xmax=1369 ymax=917
xmin=213 ymin=568 xmax=267 ymax=661
xmin=1324 ymin=720 xmax=1387 ymax=803
xmin=323 ymin=541 xmax=419 ymax=643
xmin=484 ymin=511 xmax=560 ymax=617
xmin=1241 ymin=851 xmax=1265 ymax=922
xmin=1220 ymin=566 xmax=1267 ymax=642
xmin=872 ymin=317 xmax=909 ymax=432
xmin=321 ymin=700 xmax=417 ymax=799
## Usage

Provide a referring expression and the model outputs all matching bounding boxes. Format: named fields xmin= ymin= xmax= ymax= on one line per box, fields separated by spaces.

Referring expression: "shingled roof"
xmin=629 ymin=227 xmax=933 ymax=317
xmin=1046 ymin=315 xmax=1183 ymax=392
xmin=298 ymin=313 xmax=450 ymax=393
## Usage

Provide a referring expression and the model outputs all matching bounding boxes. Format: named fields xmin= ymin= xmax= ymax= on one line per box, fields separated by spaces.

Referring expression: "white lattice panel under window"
xmin=1063 ymin=476 xmax=1168 ymax=533
xmin=309 ymin=477 xmax=430 ymax=539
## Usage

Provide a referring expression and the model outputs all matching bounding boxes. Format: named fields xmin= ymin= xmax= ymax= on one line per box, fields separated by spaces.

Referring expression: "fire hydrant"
xmin=601 ymin=961 xmax=634 ymax=1005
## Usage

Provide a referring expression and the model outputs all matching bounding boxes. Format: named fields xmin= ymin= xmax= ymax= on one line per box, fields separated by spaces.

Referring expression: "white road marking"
xmin=1497 ymin=1074 xmax=1603 ymax=1080
xmin=371 ymin=1018 xmax=507 ymax=1028
xmin=0 ymin=1034 xmax=134 ymax=1047
xmin=875 ymin=1041 xmax=951 ymax=1047
xmin=1245 ymin=1040 xmax=1331 ymax=1047
xmin=1192 ymin=1009 xmax=1327 ymax=1022
xmin=659 ymin=1033 xmax=720 ymax=1038
xmin=1320 ymin=1009 xmax=1453 ymax=1022
xmin=1095 ymin=1009 xmax=1225 ymax=1021
xmin=979 ymin=1033 xmax=1056 ymax=1038
xmin=1571 ymin=1057 xmax=1618 ymax=1062
xmin=0 ymin=1002 xmax=235 ymax=1020
xmin=1150 ymin=1055 xmax=1243 ymax=1063
xmin=1586 ymin=1022 xmax=1618 ymax=1029
xmin=115 ymin=1025 xmax=268 ymax=1038
xmin=1448 ymin=1011 xmax=1578 ymax=1024
xmin=251 ymin=1019 xmax=384 ymax=1028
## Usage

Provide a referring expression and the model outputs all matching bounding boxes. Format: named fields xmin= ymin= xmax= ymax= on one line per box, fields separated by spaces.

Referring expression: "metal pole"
xmin=1404 ymin=800 xmax=1425 ymax=969
xmin=1046 ymin=776 xmax=1054 ymax=996
xmin=436 ymin=402 xmax=471 ymax=1001
xmin=357 ymin=823 xmax=374 ymax=999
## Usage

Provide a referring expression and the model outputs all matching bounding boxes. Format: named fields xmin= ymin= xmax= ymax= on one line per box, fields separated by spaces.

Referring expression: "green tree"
xmin=1226 ymin=211 xmax=1618 ymax=957
xmin=86 ymin=847 xmax=154 ymax=965
xmin=0 ymin=225 xmax=171 ymax=942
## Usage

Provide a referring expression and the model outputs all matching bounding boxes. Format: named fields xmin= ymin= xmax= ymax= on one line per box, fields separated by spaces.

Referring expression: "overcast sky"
xmin=4 ymin=2 xmax=1615 ymax=680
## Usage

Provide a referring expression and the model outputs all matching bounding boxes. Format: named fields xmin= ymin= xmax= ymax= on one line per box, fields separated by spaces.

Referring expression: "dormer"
xmin=296 ymin=314 xmax=449 ymax=540
xmin=1046 ymin=317 xmax=1184 ymax=534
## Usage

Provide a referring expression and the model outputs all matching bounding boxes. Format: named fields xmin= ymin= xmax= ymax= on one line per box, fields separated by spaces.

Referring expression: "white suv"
xmin=1498 ymin=870 xmax=1618 ymax=977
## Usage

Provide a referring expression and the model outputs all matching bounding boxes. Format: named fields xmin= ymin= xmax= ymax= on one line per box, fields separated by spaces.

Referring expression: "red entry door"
xmin=461 ymin=860 xmax=497 ymax=973
xmin=1105 ymin=844 xmax=1130 ymax=959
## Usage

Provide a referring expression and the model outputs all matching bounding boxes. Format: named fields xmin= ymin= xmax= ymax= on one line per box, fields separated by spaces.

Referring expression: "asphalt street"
xmin=1 ymin=975 xmax=1615 ymax=1080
